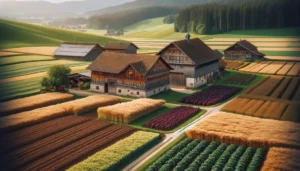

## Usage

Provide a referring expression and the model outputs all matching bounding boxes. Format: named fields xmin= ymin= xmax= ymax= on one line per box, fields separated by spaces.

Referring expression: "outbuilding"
xmin=104 ymin=42 xmax=139 ymax=54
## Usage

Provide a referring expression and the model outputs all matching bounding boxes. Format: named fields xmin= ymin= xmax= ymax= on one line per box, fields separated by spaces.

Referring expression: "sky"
xmin=0 ymin=0 xmax=83 ymax=3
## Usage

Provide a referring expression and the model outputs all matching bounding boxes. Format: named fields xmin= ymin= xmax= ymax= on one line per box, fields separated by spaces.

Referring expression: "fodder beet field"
xmin=239 ymin=61 xmax=300 ymax=76
xmin=98 ymin=98 xmax=165 ymax=124
xmin=68 ymin=131 xmax=160 ymax=171
xmin=0 ymin=116 xmax=136 ymax=171
xmin=0 ymin=93 xmax=74 ymax=116
xmin=145 ymin=138 xmax=266 ymax=171
xmin=260 ymin=147 xmax=300 ymax=171
xmin=144 ymin=106 xmax=201 ymax=130
xmin=187 ymin=112 xmax=300 ymax=149
xmin=224 ymin=73 xmax=256 ymax=85
xmin=0 ymin=95 xmax=121 ymax=131
xmin=222 ymin=76 xmax=300 ymax=122
xmin=180 ymin=85 xmax=242 ymax=106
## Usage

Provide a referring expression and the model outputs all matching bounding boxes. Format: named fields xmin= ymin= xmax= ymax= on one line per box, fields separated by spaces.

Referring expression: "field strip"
xmin=265 ymin=56 xmax=300 ymax=61
xmin=206 ymin=38 xmax=300 ymax=42
xmin=0 ymin=52 xmax=23 ymax=57
xmin=209 ymin=46 xmax=300 ymax=51
xmin=0 ymin=65 xmax=88 ymax=84
xmin=204 ymin=42 xmax=290 ymax=47
xmin=137 ymin=45 xmax=166 ymax=48
xmin=2 ymin=46 xmax=58 ymax=56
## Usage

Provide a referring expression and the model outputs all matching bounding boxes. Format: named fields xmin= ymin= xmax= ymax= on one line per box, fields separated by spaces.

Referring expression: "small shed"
xmin=104 ymin=42 xmax=139 ymax=54
xmin=69 ymin=73 xmax=91 ymax=88
xmin=54 ymin=42 xmax=104 ymax=61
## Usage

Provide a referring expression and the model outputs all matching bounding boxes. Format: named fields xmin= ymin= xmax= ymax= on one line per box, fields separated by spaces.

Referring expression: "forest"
xmin=175 ymin=0 xmax=300 ymax=34
xmin=87 ymin=6 xmax=179 ymax=30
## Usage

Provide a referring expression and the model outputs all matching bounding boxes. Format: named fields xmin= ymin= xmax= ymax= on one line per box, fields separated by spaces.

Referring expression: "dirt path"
xmin=2 ymin=46 xmax=58 ymax=56
xmin=0 ymin=65 xmax=88 ymax=84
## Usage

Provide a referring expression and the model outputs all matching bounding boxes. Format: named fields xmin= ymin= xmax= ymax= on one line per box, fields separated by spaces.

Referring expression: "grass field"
xmin=0 ymin=19 xmax=121 ymax=49
xmin=0 ymin=55 xmax=55 ymax=66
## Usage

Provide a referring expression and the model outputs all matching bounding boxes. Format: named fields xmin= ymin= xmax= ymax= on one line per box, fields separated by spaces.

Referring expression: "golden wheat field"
xmin=261 ymin=147 xmax=300 ymax=171
xmin=98 ymin=98 xmax=165 ymax=124
xmin=186 ymin=112 xmax=300 ymax=149
xmin=239 ymin=61 xmax=300 ymax=76
xmin=0 ymin=95 xmax=121 ymax=130
xmin=0 ymin=93 xmax=74 ymax=116
xmin=224 ymin=60 xmax=248 ymax=70
xmin=2 ymin=47 xmax=58 ymax=56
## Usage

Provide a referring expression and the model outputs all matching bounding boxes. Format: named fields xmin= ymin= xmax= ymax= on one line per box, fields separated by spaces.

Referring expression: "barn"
xmin=53 ymin=42 xmax=104 ymax=61
xmin=104 ymin=42 xmax=139 ymax=54
xmin=157 ymin=38 xmax=220 ymax=89
xmin=224 ymin=40 xmax=265 ymax=61
xmin=87 ymin=52 xmax=172 ymax=97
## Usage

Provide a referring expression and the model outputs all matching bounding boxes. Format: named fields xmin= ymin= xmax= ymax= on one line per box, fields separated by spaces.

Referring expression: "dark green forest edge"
xmin=175 ymin=0 xmax=300 ymax=34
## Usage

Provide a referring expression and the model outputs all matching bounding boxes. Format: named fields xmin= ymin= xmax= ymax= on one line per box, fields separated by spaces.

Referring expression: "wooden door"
xmin=108 ymin=80 xmax=117 ymax=94
xmin=170 ymin=73 xmax=186 ymax=89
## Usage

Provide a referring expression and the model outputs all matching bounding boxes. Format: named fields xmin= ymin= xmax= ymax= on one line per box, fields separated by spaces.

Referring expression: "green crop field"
xmin=0 ymin=55 xmax=55 ymax=66
xmin=0 ymin=60 xmax=90 ymax=79
xmin=0 ymin=19 xmax=121 ymax=49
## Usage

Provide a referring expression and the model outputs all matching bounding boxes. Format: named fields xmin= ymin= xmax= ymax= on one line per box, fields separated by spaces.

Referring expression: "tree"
xmin=41 ymin=65 xmax=71 ymax=91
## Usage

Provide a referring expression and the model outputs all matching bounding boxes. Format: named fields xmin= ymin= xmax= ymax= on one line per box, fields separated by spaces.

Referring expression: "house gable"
xmin=159 ymin=44 xmax=195 ymax=65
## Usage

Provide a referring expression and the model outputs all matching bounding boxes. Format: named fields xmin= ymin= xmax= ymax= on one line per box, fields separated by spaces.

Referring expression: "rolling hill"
xmin=0 ymin=19 xmax=121 ymax=50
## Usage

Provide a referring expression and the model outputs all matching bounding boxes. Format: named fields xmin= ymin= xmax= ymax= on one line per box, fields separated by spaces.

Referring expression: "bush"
xmin=80 ymin=82 xmax=90 ymax=90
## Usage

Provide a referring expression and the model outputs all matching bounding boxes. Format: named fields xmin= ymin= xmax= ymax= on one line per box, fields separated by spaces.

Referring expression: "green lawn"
xmin=99 ymin=104 xmax=206 ymax=134
xmin=151 ymin=70 xmax=265 ymax=107
xmin=0 ymin=19 xmax=122 ymax=49
xmin=0 ymin=55 xmax=55 ymax=66
xmin=0 ymin=60 xmax=90 ymax=79
xmin=261 ymin=51 xmax=300 ymax=57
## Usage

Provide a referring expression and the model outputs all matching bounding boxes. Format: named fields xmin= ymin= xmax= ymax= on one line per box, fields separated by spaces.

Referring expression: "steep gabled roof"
xmin=87 ymin=52 xmax=172 ymax=76
xmin=157 ymin=38 xmax=218 ymax=66
xmin=104 ymin=42 xmax=139 ymax=50
xmin=225 ymin=40 xmax=265 ymax=56
xmin=53 ymin=42 xmax=103 ymax=57
xmin=214 ymin=50 xmax=224 ymax=59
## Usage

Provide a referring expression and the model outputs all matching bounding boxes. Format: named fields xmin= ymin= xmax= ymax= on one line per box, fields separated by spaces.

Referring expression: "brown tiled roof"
xmin=157 ymin=38 xmax=218 ymax=65
xmin=214 ymin=50 xmax=224 ymax=59
xmin=104 ymin=42 xmax=139 ymax=50
xmin=87 ymin=52 xmax=171 ymax=75
xmin=225 ymin=40 xmax=265 ymax=57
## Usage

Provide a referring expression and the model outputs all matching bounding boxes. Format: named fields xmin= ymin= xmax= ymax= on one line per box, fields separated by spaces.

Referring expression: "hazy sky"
xmin=0 ymin=0 xmax=83 ymax=3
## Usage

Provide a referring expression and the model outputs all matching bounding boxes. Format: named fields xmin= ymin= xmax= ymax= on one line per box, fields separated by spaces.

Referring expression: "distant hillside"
xmin=87 ymin=6 xmax=179 ymax=30
xmin=0 ymin=0 xmax=134 ymax=18
xmin=86 ymin=0 xmax=222 ymax=16
xmin=0 ymin=19 xmax=121 ymax=49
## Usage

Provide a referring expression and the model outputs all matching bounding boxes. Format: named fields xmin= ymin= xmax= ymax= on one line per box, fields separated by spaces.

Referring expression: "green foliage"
xmin=0 ymin=55 xmax=54 ymax=66
xmin=49 ymin=17 xmax=88 ymax=27
xmin=163 ymin=15 xmax=177 ymax=24
xmin=246 ymin=148 xmax=267 ymax=171
xmin=235 ymin=147 xmax=255 ymax=171
xmin=175 ymin=0 xmax=300 ymax=35
xmin=41 ymin=65 xmax=71 ymax=90
xmin=68 ymin=131 xmax=160 ymax=171
xmin=212 ymin=144 xmax=238 ymax=171
xmin=199 ymin=143 xmax=228 ymax=171
xmin=223 ymin=146 xmax=246 ymax=171
xmin=80 ymin=82 xmax=91 ymax=90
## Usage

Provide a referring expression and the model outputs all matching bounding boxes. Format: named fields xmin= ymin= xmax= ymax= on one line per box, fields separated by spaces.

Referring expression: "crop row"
xmin=180 ymin=85 xmax=242 ymax=106
xmin=146 ymin=138 xmax=266 ymax=171
xmin=224 ymin=74 xmax=256 ymax=85
xmin=144 ymin=106 xmax=200 ymax=130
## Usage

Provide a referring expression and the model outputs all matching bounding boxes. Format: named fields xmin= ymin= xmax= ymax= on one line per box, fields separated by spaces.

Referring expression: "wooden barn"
xmin=69 ymin=73 xmax=91 ymax=88
xmin=224 ymin=40 xmax=265 ymax=61
xmin=157 ymin=38 xmax=220 ymax=89
xmin=87 ymin=52 xmax=172 ymax=97
xmin=104 ymin=42 xmax=139 ymax=54
xmin=53 ymin=42 xmax=104 ymax=61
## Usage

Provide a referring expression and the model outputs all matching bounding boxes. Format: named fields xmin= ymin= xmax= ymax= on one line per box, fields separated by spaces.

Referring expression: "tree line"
xmin=175 ymin=0 xmax=300 ymax=34
xmin=87 ymin=6 xmax=179 ymax=30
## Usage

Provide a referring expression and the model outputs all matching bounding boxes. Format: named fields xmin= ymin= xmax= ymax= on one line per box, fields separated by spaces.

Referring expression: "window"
xmin=137 ymin=92 xmax=139 ymax=95
xmin=96 ymin=86 xmax=99 ymax=90
xmin=118 ymin=89 xmax=121 ymax=93
xmin=128 ymin=89 xmax=130 ymax=92
xmin=153 ymin=90 xmax=156 ymax=94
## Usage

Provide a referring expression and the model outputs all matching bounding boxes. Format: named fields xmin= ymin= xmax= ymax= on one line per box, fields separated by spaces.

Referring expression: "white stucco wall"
xmin=186 ymin=72 xmax=214 ymax=88
xmin=91 ymin=83 xmax=105 ymax=93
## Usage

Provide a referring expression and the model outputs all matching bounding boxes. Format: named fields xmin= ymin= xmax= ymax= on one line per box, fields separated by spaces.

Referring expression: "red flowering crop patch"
xmin=144 ymin=106 xmax=200 ymax=130
xmin=180 ymin=85 xmax=242 ymax=106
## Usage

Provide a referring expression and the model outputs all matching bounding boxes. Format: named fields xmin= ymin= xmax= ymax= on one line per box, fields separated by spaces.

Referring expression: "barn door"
xmin=108 ymin=79 xmax=117 ymax=94
xmin=170 ymin=73 xmax=186 ymax=89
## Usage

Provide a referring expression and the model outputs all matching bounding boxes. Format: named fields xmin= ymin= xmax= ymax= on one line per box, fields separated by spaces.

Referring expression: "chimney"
xmin=185 ymin=32 xmax=191 ymax=43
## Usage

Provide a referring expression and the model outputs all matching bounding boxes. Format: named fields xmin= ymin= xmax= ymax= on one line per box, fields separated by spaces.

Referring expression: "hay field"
xmin=261 ymin=147 xmax=300 ymax=171
xmin=186 ymin=112 xmax=300 ymax=149
xmin=0 ymin=95 xmax=121 ymax=131
xmin=0 ymin=52 xmax=22 ymax=57
xmin=238 ymin=61 xmax=299 ymax=76
xmin=0 ymin=93 xmax=74 ymax=116
xmin=2 ymin=47 xmax=58 ymax=56
xmin=98 ymin=98 xmax=165 ymax=124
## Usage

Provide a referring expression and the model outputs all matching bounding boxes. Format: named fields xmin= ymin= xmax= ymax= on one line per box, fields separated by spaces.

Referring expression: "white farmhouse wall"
xmin=91 ymin=83 xmax=105 ymax=93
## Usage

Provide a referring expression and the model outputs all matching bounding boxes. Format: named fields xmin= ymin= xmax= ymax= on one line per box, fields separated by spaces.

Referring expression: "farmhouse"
xmin=104 ymin=42 xmax=139 ymax=54
xmin=157 ymin=38 xmax=220 ymax=88
xmin=214 ymin=50 xmax=226 ymax=72
xmin=53 ymin=42 xmax=104 ymax=61
xmin=69 ymin=73 xmax=91 ymax=88
xmin=224 ymin=40 xmax=265 ymax=61
xmin=87 ymin=52 xmax=172 ymax=97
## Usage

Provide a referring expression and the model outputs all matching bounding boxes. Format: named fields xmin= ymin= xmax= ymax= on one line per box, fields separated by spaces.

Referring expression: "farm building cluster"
xmin=54 ymin=37 xmax=266 ymax=97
